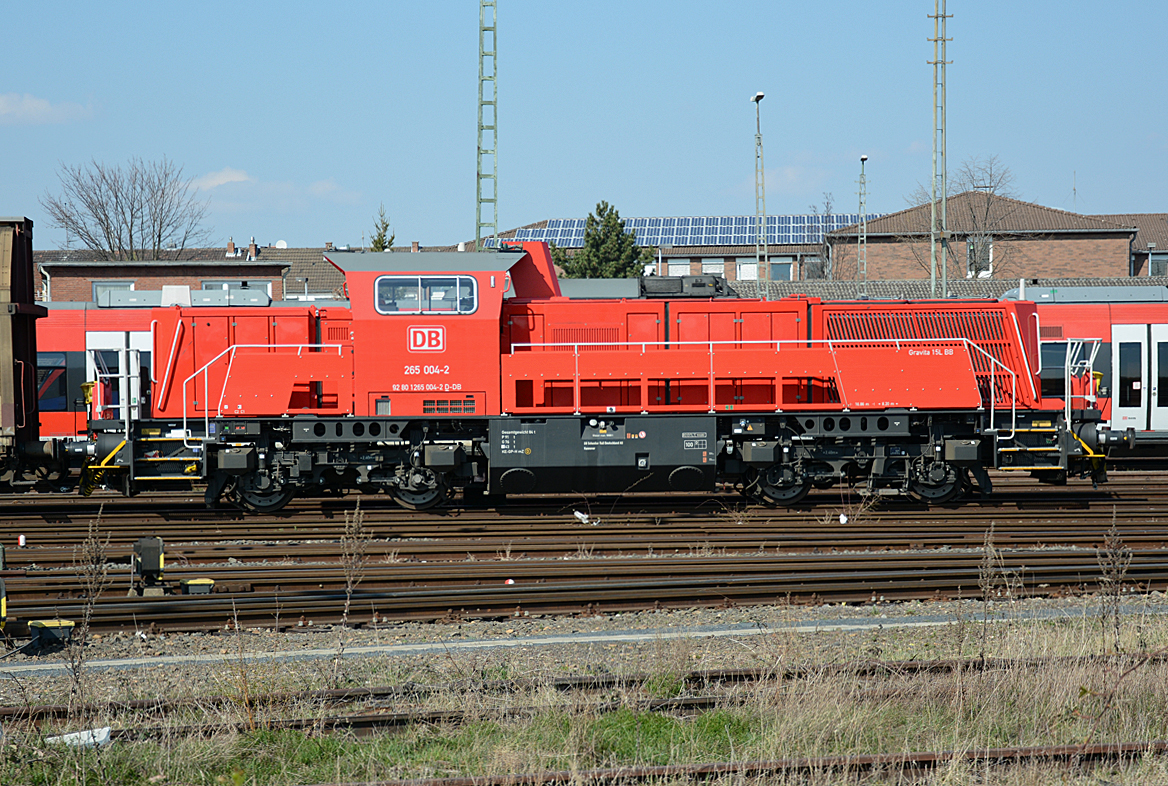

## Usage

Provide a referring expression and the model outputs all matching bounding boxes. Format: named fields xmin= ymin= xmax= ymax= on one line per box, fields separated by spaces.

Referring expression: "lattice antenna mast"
xmin=928 ymin=0 xmax=951 ymax=297
xmin=475 ymin=1 xmax=498 ymax=252
xmin=752 ymin=92 xmax=769 ymax=301
xmin=857 ymin=155 xmax=869 ymax=299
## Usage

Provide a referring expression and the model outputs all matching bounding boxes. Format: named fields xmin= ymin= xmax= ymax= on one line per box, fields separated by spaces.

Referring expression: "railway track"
xmin=8 ymin=655 xmax=1168 ymax=786
xmin=3 ymin=546 xmax=1163 ymax=635
xmin=1 ymin=474 xmax=1165 ymax=636
xmin=0 ymin=474 xmax=1156 ymax=537
xmin=3 ymin=478 xmax=1168 ymax=572
xmin=291 ymin=743 xmax=1168 ymax=786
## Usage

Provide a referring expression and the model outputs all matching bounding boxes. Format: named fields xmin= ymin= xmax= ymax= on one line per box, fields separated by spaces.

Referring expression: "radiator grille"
xmin=326 ymin=326 xmax=349 ymax=341
xmin=422 ymin=398 xmax=477 ymax=415
xmin=550 ymin=326 xmax=621 ymax=351
xmin=824 ymin=309 xmax=1019 ymax=407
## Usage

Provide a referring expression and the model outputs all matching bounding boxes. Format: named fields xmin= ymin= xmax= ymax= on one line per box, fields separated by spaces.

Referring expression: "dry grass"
xmin=8 ymin=596 xmax=1168 ymax=784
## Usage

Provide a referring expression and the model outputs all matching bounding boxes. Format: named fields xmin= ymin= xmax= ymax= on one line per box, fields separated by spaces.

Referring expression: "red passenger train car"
xmin=75 ymin=243 xmax=1108 ymax=512
xmin=1008 ymin=285 xmax=1168 ymax=456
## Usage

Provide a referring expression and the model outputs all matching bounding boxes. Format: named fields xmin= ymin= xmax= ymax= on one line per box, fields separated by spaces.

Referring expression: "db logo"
xmin=408 ymin=326 xmax=445 ymax=352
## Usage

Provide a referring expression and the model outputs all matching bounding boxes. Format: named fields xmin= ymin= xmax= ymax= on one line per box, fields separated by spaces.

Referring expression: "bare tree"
xmin=806 ymin=192 xmax=835 ymax=280
xmin=40 ymin=156 xmax=211 ymax=260
xmin=898 ymin=154 xmax=1027 ymax=280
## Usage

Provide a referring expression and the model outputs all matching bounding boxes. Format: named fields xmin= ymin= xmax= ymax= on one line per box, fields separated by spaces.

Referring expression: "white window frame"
xmin=1150 ymin=252 xmax=1168 ymax=277
xmin=967 ymin=237 xmax=993 ymax=278
xmin=769 ymin=259 xmax=794 ymax=282
xmin=374 ymin=275 xmax=478 ymax=315
xmin=92 ymin=281 xmax=134 ymax=301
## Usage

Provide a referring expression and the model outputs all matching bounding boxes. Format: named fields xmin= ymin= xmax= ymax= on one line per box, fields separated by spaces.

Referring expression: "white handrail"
xmin=155 ymin=319 xmax=186 ymax=406
xmin=149 ymin=320 xmax=158 ymax=383
xmin=1013 ymin=311 xmax=1038 ymax=401
xmin=1030 ymin=311 xmax=1042 ymax=374
xmin=181 ymin=343 xmax=344 ymax=448
xmin=509 ymin=337 xmax=1016 ymax=434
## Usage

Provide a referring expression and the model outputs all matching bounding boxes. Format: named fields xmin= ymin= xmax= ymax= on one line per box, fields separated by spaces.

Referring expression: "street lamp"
xmin=857 ymin=155 xmax=868 ymax=298
xmin=751 ymin=92 xmax=768 ymax=300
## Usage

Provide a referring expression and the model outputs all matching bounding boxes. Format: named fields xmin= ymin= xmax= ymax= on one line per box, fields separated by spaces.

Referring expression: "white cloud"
xmin=308 ymin=178 xmax=362 ymax=205
xmin=0 ymin=93 xmax=93 ymax=125
xmin=191 ymin=167 xmax=252 ymax=190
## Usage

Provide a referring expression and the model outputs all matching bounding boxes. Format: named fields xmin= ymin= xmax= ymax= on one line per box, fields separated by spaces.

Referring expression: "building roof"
xmin=32 ymin=248 xmax=229 ymax=263
xmin=498 ymin=214 xmax=872 ymax=249
xmin=733 ymin=276 xmax=1168 ymax=301
xmin=830 ymin=191 xmax=1135 ymax=238
xmin=36 ymin=259 xmax=288 ymax=269
xmin=1091 ymin=213 xmax=1168 ymax=252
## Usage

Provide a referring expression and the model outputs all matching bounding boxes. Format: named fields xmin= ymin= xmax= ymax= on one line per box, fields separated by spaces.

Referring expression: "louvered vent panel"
xmin=551 ymin=327 xmax=621 ymax=351
xmin=824 ymin=308 xmax=1019 ymax=408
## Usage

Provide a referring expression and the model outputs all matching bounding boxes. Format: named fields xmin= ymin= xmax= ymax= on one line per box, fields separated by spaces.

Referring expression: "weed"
xmin=66 ymin=507 xmax=112 ymax=720
xmin=1097 ymin=511 xmax=1132 ymax=653
xmin=228 ymin=600 xmax=255 ymax=732
xmin=587 ymin=708 xmax=680 ymax=766
xmin=641 ymin=672 xmax=684 ymax=699
xmin=334 ymin=500 xmax=371 ymax=689
xmin=340 ymin=499 xmax=370 ymax=629
xmin=821 ymin=484 xmax=882 ymax=530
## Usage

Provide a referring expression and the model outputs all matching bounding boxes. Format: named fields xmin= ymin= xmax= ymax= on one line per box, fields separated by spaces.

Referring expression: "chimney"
xmin=325 ymin=242 xmax=333 ymax=251
xmin=247 ymin=237 xmax=258 ymax=261
xmin=411 ymin=241 xmax=420 ymax=253
xmin=226 ymin=237 xmax=236 ymax=257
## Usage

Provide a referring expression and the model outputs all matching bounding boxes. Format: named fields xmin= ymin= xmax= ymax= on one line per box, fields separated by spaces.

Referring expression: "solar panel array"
xmin=495 ymin=214 xmax=873 ymax=248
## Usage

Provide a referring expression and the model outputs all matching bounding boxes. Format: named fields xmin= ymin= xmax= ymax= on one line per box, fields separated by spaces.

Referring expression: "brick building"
xmin=826 ymin=192 xmax=1146 ymax=282
xmin=34 ymin=238 xmax=290 ymax=302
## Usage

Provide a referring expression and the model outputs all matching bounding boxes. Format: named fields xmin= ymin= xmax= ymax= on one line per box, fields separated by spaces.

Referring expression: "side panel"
xmin=347 ymin=269 xmax=507 ymax=416
xmin=488 ymin=415 xmax=717 ymax=494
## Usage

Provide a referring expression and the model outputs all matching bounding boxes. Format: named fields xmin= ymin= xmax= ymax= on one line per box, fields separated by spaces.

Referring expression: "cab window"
xmin=36 ymin=352 xmax=68 ymax=412
xmin=375 ymin=276 xmax=477 ymax=315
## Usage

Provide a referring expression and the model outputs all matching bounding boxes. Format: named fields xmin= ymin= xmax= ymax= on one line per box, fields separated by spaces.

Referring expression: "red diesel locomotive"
xmin=73 ymin=242 xmax=1109 ymax=512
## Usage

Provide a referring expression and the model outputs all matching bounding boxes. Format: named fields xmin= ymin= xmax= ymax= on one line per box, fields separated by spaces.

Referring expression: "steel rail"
xmin=8 ymin=652 xmax=1162 ymax=724
xmin=298 ymin=741 xmax=1168 ymax=786
xmin=7 ymin=549 xmax=1168 ymax=634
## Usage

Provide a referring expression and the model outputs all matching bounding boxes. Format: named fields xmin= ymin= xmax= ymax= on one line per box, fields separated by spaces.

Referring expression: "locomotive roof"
xmin=324 ymin=249 xmax=527 ymax=273
xmin=1001 ymin=285 xmax=1168 ymax=303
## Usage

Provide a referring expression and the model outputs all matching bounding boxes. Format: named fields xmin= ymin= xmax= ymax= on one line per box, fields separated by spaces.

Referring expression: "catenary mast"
xmin=476 ymin=1 xmax=498 ymax=251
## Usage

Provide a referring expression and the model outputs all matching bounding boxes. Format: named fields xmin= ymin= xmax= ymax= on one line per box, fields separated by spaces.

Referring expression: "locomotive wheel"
xmin=394 ymin=483 xmax=448 ymax=511
xmin=394 ymin=465 xmax=450 ymax=511
xmin=236 ymin=487 xmax=295 ymax=513
xmin=909 ymin=464 xmax=965 ymax=503
xmin=750 ymin=464 xmax=811 ymax=506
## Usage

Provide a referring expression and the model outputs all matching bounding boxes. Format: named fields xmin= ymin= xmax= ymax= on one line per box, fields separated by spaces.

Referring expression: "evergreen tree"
xmin=551 ymin=201 xmax=654 ymax=278
xmin=370 ymin=203 xmax=394 ymax=252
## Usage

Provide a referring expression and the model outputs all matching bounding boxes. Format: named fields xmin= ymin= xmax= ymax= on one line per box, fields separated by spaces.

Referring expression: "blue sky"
xmin=4 ymin=1 xmax=1165 ymax=250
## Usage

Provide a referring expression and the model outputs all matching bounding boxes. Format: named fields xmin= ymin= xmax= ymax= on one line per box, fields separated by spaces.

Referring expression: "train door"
xmin=1152 ymin=324 xmax=1168 ymax=431
xmin=1111 ymin=324 xmax=1168 ymax=431
xmin=85 ymin=331 xmax=151 ymax=422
